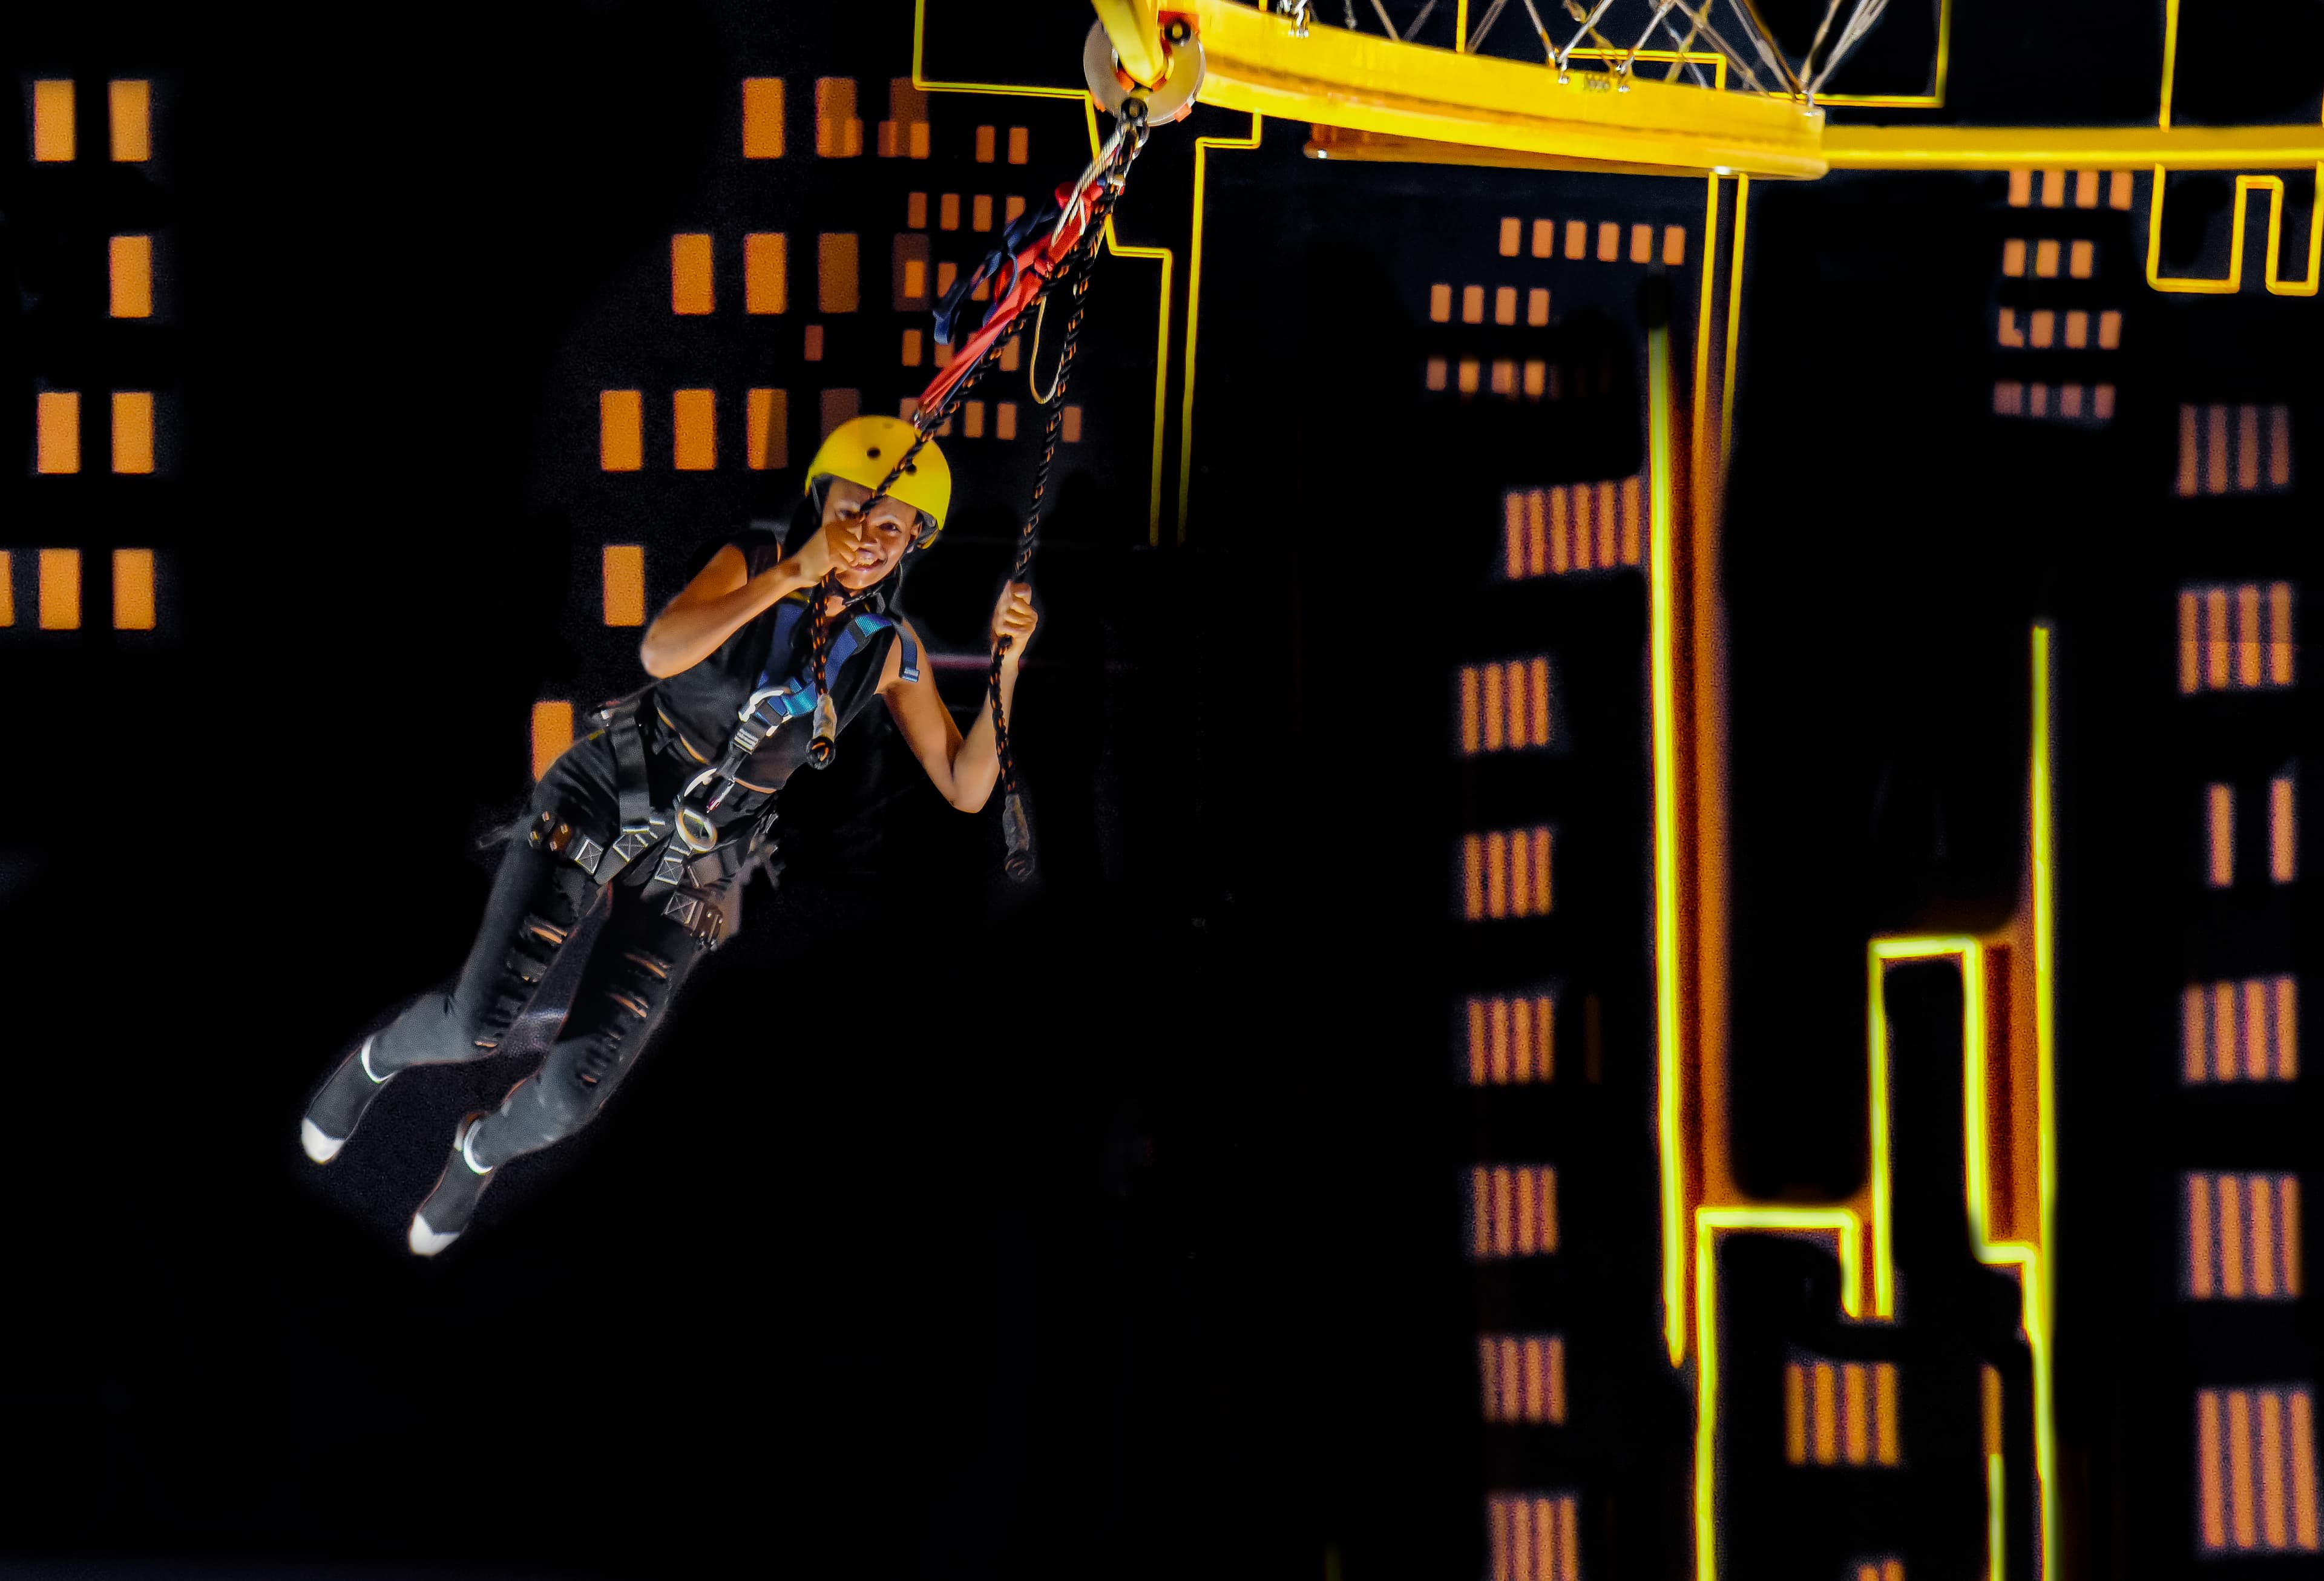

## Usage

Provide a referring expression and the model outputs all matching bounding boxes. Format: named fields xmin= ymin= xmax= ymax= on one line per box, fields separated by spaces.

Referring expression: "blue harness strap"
xmin=753 ymin=599 xmax=913 ymax=706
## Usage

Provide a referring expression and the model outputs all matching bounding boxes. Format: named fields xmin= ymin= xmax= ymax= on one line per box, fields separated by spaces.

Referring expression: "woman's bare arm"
xmin=638 ymin=527 xmax=843 ymax=679
xmin=881 ymin=586 xmax=1037 ymax=812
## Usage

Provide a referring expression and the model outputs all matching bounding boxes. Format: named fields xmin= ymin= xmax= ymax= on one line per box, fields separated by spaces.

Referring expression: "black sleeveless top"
xmin=648 ymin=525 xmax=904 ymax=795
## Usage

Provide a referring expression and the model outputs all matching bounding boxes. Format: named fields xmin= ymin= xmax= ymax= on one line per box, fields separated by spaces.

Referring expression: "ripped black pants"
xmin=364 ymin=729 xmax=743 ymax=1172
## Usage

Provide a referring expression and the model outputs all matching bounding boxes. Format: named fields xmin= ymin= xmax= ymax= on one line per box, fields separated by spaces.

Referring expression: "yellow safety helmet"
xmin=804 ymin=415 xmax=951 ymax=539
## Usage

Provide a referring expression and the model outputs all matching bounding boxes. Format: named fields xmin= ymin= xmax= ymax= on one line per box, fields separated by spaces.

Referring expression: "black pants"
xmin=366 ymin=730 xmax=741 ymax=1171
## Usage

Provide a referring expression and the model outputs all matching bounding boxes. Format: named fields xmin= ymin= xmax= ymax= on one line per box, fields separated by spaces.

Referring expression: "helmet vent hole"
xmin=865 ymin=446 xmax=882 ymax=458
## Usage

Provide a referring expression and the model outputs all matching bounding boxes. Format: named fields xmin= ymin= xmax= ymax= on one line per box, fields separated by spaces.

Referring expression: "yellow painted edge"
xmin=2030 ymin=622 xmax=2058 ymax=1581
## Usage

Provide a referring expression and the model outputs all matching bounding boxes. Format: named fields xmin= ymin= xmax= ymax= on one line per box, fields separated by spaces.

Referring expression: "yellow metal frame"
xmin=1183 ymin=0 xmax=1828 ymax=179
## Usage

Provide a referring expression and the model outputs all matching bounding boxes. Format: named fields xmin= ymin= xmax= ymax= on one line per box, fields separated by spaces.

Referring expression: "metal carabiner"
xmin=674 ymin=767 xmax=720 ymax=853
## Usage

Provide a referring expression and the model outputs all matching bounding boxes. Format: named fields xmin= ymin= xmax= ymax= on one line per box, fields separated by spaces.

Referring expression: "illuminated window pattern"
xmin=1460 ymin=659 xmax=1552 ymax=754
xmin=1469 ymin=1165 xmax=1558 ymax=1258
xmin=114 ymin=391 xmax=155 ymax=473
xmin=744 ymin=232 xmax=787 ymax=314
xmin=1495 ymin=214 xmax=1686 ymax=265
xmin=36 ymin=391 xmax=80 ymax=474
xmin=670 ymin=233 xmax=713 ymax=314
xmin=1992 ymin=381 xmax=2114 ymax=424
xmin=2001 ymin=236 xmax=2096 ymax=279
xmin=1502 ymin=480 xmax=1645 ymax=576
xmin=2185 ymin=976 xmax=2299 ymax=1083
xmin=2178 ymin=404 xmax=2291 ymax=496
xmin=2179 ymin=583 xmax=2294 ymax=694
xmin=1851 ymin=1563 xmax=1905 ymax=1581
xmin=1783 ymin=1358 xmax=1902 ymax=1467
xmin=813 ymin=77 xmax=862 ymax=158
xmin=877 ymin=77 xmax=930 ymax=159
xmin=1479 ymin=1333 xmax=1567 ymax=1423
xmin=2196 ymin=1386 xmax=2320 ymax=1554
xmin=1485 ymin=1493 xmax=1580 ymax=1581
xmin=113 ymin=549 xmax=154 ymax=630
xmin=1467 ymin=994 xmax=1555 ymax=1084
xmin=2005 ymin=168 xmax=2135 ymax=210
xmin=1463 ymin=826 xmax=1553 ymax=919
xmin=746 ymin=389 xmax=788 ymax=470
xmin=2186 ymin=1173 xmax=2303 ymax=1300
xmin=1995 ymin=307 xmax=2119 ymax=351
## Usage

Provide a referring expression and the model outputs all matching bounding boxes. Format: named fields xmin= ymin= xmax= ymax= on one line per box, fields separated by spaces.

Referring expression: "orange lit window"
xmin=1466 ymin=994 xmax=1554 ymax=1084
xmin=1479 ymin=1334 xmax=1566 ymax=1423
xmin=1062 ymin=405 xmax=1083 ymax=442
xmin=531 ymin=702 xmax=574 ymax=781
xmin=36 ymin=392 xmax=80 ymax=475
xmin=741 ymin=77 xmax=786 ymax=158
xmin=1662 ymin=225 xmax=1686 ymax=265
xmin=819 ymin=387 xmax=859 ymax=438
xmin=1462 ymin=284 xmax=1485 ymax=324
xmin=1784 ymin=1358 xmax=1902 ymax=1467
xmin=2184 ymin=975 xmax=2300 ymax=1083
xmin=746 ymin=389 xmax=787 ymax=470
xmin=2180 ymin=583 xmax=2294 ymax=694
xmin=111 ymin=548 xmax=154 ymax=630
xmin=1494 ymin=285 xmax=1518 ymax=326
xmin=602 ymin=545 xmax=646 ymax=627
xmin=972 ymin=194 xmax=994 ymax=232
xmin=1007 ymin=125 xmax=1029 ymax=163
xmin=879 ymin=78 xmax=930 ymax=159
xmin=2196 ymin=1385 xmax=2320 ymax=1553
xmin=670 ymin=233 xmax=713 ymax=314
xmin=0 ymin=553 xmax=11 ymax=626
xmin=1531 ymin=219 xmax=1554 ymax=258
xmin=817 ymin=233 xmax=859 ymax=313
xmin=1485 ymin=1492 xmax=1579 ymax=1581
xmin=812 ymin=77 xmax=861 ymax=157
xmin=906 ymin=191 xmax=928 ymax=228
xmin=1469 ymin=1165 xmax=1557 ymax=1257
xmin=2273 ymin=772 xmax=2298 ymax=883
xmin=599 ymin=392 xmax=643 ymax=471
xmin=1628 ymin=223 xmax=1652 ymax=263
xmin=109 ymin=234 xmax=153 ymax=318
xmin=1595 ymin=221 xmax=1620 ymax=261
xmin=2186 ymin=1173 xmax=2303 ymax=1300
xmin=1850 ymin=1562 xmax=1905 ymax=1581
xmin=2179 ymin=404 xmax=2292 ymax=496
xmin=743 ymin=232 xmax=787 ymax=314
xmin=803 ymin=324 xmax=824 ymax=361
xmin=893 ymin=232 xmax=931 ymax=311
xmin=1498 ymin=215 xmax=1521 ymax=255
xmin=33 ymin=80 xmax=74 ymax=162
xmin=672 ymin=390 xmax=716 ymax=470
xmin=1428 ymin=283 xmax=1452 ymax=322
xmin=1501 ymin=479 xmax=1646 ymax=577
xmin=38 ymin=550 xmax=80 ymax=629
xmin=2007 ymin=168 xmax=2032 ymax=205
xmin=2207 ymin=783 xmax=2236 ymax=888
xmin=974 ymin=124 xmax=996 ymax=162
xmin=113 ymin=390 xmax=154 ymax=474
xmin=1527 ymin=288 xmax=1550 ymax=326
xmin=1463 ymin=826 xmax=1552 ymax=920
xmin=1457 ymin=658 xmax=1552 ymax=754
xmin=109 ymin=80 xmax=149 ymax=161
xmin=939 ymin=192 xmax=961 ymax=231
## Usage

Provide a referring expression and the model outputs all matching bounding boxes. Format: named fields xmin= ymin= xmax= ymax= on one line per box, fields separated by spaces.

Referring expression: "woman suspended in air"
xmin=299 ymin=417 xmax=1037 ymax=1254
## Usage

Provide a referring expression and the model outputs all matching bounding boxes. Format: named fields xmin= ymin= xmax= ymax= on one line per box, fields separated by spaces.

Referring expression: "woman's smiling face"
xmin=822 ymin=479 xmax=925 ymax=590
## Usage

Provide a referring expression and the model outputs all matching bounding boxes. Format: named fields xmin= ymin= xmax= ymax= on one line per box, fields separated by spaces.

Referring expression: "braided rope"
xmin=804 ymin=109 xmax=1142 ymax=876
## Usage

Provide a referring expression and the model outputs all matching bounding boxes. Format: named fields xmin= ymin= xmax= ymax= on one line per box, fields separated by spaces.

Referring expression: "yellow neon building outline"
xmin=1682 ymin=626 xmax=2057 ymax=1581
xmin=2143 ymin=0 xmax=2324 ymax=295
xmin=1648 ymin=297 xmax=1688 ymax=1369
xmin=1178 ymin=112 xmax=1266 ymax=542
xmin=1814 ymin=0 xmax=1948 ymax=108
xmin=911 ymin=0 xmax=1179 ymax=541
